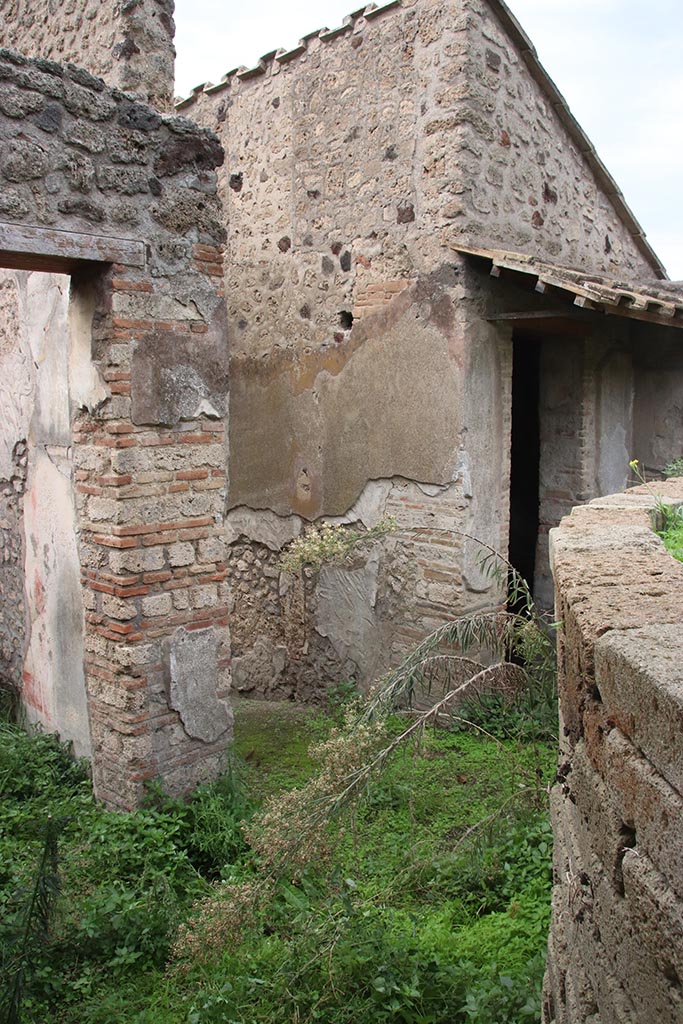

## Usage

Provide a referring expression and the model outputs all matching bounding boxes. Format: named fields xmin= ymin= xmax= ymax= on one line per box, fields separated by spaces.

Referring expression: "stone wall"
xmin=0 ymin=47 xmax=231 ymax=806
xmin=544 ymin=478 xmax=683 ymax=1024
xmin=0 ymin=0 xmax=175 ymax=110
xmin=176 ymin=0 xmax=662 ymax=698
xmin=226 ymin=474 xmax=498 ymax=699
xmin=631 ymin=321 xmax=683 ymax=474
xmin=457 ymin=0 xmax=658 ymax=276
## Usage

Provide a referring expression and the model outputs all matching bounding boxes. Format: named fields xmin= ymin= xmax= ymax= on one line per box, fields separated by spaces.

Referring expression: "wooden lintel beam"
xmin=488 ymin=309 xmax=588 ymax=321
xmin=602 ymin=303 xmax=683 ymax=331
xmin=0 ymin=222 xmax=146 ymax=273
xmin=486 ymin=310 xmax=593 ymax=337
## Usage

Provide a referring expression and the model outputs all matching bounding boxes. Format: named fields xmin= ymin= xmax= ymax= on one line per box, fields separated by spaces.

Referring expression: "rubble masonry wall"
xmin=0 ymin=0 xmax=176 ymax=110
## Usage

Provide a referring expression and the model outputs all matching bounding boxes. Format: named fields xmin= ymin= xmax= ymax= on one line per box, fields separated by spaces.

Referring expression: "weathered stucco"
xmin=177 ymin=0 xmax=662 ymax=698
xmin=2 ymin=0 xmax=682 ymax=827
xmin=544 ymin=479 xmax=683 ymax=1024
xmin=229 ymin=268 xmax=466 ymax=518
xmin=0 ymin=272 xmax=27 ymax=697
xmin=631 ymin=324 xmax=683 ymax=473
xmin=3 ymin=272 xmax=92 ymax=756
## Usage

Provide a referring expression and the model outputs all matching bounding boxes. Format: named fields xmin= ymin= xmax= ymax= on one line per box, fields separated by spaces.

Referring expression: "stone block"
xmin=595 ymin=624 xmax=683 ymax=797
xmin=602 ymin=729 xmax=683 ymax=899
xmin=622 ymin=850 xmax=683 ymax=984
xmin=102 ymin=594 xmax=137 ymax=620
xmin=109 ymin=546 xmax=166 ymax=573
xmin=162 ymin=626 xmax=232 ymax=744
xmin=168 ymin=541 xmax=195 ymax=567
xmin=568 ymin=741 xmax=634 ymax=889
xmin=141 ymin=593 xmax=172 ymax=618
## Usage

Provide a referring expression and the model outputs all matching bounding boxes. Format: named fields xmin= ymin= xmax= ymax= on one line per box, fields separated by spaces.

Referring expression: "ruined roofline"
xmin=175 ymin=0 xmax=667 ymax=282
xmin=174 ymin=1 xmax=400 ymax=106
xmin=454 ymin=244 xmax=683 ymax=328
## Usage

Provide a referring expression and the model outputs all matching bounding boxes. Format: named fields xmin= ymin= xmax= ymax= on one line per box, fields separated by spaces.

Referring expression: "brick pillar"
xmin=73 ymin=250 xmax=231 ymax=809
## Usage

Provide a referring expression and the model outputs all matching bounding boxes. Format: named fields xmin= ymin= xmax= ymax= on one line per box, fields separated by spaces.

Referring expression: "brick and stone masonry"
xmin=0 ymin=46 xmax=232 ymax=807
xmin=179 ymin=0 xmax=665 ymax=700
xmin=2 ymin=0 xmax=682 ymax=807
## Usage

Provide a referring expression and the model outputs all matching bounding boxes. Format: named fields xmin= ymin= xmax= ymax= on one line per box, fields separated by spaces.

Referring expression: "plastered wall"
xmin=0 ymin=272 xmax=27 ymax=696
xmin=631 ymin=323 xmax=683 ymax=473
xmin=0 ymin=270 xmax=92 ymax=756
xmin=544 ymin=478 xmax=683 ymax=1024
xmin=180 ymin=0 xmax=658 ymax=698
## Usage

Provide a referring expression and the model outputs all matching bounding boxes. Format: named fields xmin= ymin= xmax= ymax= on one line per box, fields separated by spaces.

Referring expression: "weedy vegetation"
xmin=1 ymin=537 xmax=557 ymax=1024
xmin=629 ymin=457 xmax=683 ymax=561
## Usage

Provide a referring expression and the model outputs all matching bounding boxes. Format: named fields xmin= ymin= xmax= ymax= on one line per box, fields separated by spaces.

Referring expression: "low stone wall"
xmin=544 ymin=478 xmax=683 ymax=1024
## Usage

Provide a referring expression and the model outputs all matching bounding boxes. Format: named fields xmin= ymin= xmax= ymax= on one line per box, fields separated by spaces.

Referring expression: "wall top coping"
xmin=551 ymin=477 xmax=683 ymax=803
xmin=549 ymin=477 xmax=683 ymax=670
xmin=0 ymin=48 xmax=221 ymax=147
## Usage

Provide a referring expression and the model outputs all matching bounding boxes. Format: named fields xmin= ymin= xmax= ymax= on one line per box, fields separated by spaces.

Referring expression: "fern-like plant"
xmin=1 ymin=815 xmax=67 ymax=1024
xmin=173 ymin=536 xmax=557 ymax=966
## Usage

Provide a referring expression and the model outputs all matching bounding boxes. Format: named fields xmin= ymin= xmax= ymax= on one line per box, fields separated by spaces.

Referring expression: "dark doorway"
xmin=508 ymin=333 xmax=541 ymax=596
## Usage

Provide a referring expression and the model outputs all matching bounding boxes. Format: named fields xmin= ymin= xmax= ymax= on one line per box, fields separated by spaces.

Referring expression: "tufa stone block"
xmin=162 ymin=626 xmax=231 ymax=743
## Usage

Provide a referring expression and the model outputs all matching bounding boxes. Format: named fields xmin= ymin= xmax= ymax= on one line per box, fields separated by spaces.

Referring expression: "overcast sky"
xmin=174 ymin=1 xmax=683 ymax=279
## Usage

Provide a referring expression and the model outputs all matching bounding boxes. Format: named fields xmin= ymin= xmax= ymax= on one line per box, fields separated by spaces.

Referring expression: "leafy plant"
xmin=663 ymin=457 xmax=683 ymax=479
xmin=174 ymin=538 xmax=556 ymax=981
xmin=0 ymin=532 xmax=556 ymax=1024
xmin=629 ymin=457 xmax=683 ymax=531
xmin=278 ymin=518 xmax=396 ymax=574
xmin=326 ymin=679 xmax=362 ymax=722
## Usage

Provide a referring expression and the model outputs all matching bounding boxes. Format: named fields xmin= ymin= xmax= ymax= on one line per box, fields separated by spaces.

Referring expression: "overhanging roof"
xmin=454 ymin=244 xmax=683 ymax=331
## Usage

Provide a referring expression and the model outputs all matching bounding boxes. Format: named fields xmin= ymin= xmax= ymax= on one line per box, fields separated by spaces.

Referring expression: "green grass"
xmin=0 ymin=701 xmax=555 ymax=1024
xmin=661 ymin=522 xmax=683 ymax=562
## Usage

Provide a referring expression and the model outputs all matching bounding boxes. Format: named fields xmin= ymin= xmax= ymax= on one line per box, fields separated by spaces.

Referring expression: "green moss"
xmin=232 ymin=698 xmax=329 ymax=796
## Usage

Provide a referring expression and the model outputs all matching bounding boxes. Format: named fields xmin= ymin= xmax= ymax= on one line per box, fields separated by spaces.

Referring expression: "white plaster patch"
xmin=163 ymin=626 xmax=230 ymax=743
xmin=18 ymin=273 xmax=71 ymax=447
xmin=225 ymin=505 xmax=303 ymax=550
xmin=315 ymin=548 xmax=381 ymax=680
xmin=453 ymin=449 xmax=473 ymax=498
xmin=69 ymin=278 xmax=107 ymax=413
xmin=328 ymin=478 xmax=393 ymax=527
xmin=22 ymin=445 xmax=91 ymax=757
xmin=0 ymin=271 xmax=33 ymax=480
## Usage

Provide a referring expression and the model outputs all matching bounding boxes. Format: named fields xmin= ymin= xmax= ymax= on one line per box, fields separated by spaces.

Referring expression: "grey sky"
xmin=174 ymin=1 xmax=683 ymax=278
